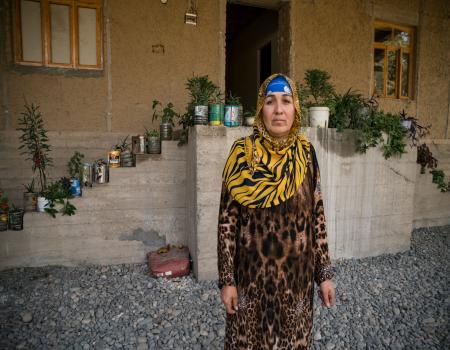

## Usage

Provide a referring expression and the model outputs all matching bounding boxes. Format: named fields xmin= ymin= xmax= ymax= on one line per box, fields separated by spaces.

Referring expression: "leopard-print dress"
xmin=217 ymin=144 xmax=334 ymax=350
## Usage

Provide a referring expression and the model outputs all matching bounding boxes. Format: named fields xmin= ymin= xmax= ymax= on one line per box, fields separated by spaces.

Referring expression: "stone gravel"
xmin=0 ymin=226 xmax=449 ymax=350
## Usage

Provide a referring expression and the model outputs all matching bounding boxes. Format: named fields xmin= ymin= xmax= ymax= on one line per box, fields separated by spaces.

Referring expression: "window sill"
xmin=11 ymin=64 xmax=104 ymax=78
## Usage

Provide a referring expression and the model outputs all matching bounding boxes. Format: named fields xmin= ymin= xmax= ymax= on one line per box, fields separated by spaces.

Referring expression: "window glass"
xmin=374 ymin=49 xmax=385 ymax=95
xmin=393 ymin=29 xmax=410 ymax=48
xmin=387 ymin=51 xmax=397 ymax=96
xmin=374 ymin=27 xmax=391 ymax=43
xmin=21 ymin=0 xmax=42 ymax=62
xmin=50 ymin=4 xmax=71 ymax=64
xmin=78 ymin=7 xmax=97 ymax=65
xmin=401 ymin=53 xmax=410 ymax=97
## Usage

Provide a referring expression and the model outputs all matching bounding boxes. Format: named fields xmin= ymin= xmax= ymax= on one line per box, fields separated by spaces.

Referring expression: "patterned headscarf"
xmin=222 ymin=73 xmax=311 ymax=208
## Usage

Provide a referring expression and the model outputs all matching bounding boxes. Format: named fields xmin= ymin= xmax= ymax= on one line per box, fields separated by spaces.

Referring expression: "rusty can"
xmin=108 ymin=150 xmax=121 ymax=168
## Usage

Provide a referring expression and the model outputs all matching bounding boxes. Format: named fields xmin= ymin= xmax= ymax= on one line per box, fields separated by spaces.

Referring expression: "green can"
xmin=209 ymin=104 xmax=224 ymax=126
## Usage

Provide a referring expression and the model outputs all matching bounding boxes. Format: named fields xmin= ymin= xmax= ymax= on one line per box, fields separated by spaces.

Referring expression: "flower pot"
xmin=209 ymin=104 xmax=224 ymax=126
xmin=23 ymin=192 xmax=37 ymax=212
xmin=309 ymin=107 xmax=330 ymax=128
xmin=194 ymin=105 xmax=208 ymax=125
xmin=0 ymin=211 xmax=7 ymax=231
xmin=160 ymin=123 xmax=173 ymax=140
xmin=245 ymin=116 xmax=255 ymax=126
xmin=120 ymin=149 xmax=135 ymax=167
xmin=400 ymin=119 xmax=412 ymax=130
xmin=108 ymin=150 xmax=121 ymax=168
xmin=37 ymin=196 xmax=49 ymax=212
xmin=81 ymin=163 xmax=94 ymax=187
xmin=147 ymin=136 xmax=161 ymax=154
xmin=8 ymin=209 xmax=24 ymax=231
xmin=224 ymin=105 xmax=243 ymax=127
xmin=132 ymin=135 xmax=146 ymax=154
xmin=94 ymin=161 xmax=109 ymax=184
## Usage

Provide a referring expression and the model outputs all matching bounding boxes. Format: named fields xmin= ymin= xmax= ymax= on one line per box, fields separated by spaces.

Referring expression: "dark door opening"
xmin=225 ymin=3 xmax=279 ymax=113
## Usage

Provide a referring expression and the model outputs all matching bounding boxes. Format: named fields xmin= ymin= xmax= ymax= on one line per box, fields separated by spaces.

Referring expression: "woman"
xmin=217 ymin=74 xmax=336 ymax=350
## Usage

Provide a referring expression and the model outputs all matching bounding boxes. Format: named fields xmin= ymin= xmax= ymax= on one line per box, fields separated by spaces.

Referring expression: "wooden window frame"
xmin=373 ymin=20 xmax=414 ymax=100
xmin=13 ymin=0 xmax=103 ymax=70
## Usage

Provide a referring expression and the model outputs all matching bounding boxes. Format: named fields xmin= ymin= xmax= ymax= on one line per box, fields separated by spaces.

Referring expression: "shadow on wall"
xmin=119 ymin=228 xmax=166 ymax=249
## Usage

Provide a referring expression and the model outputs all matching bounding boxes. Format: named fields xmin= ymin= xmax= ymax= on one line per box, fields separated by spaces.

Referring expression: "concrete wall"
xmin=0 ymin=137 xmax=187 ymax=270
xmin=188 ymin=125 xmax=419 ymax=281
xmin=0 ymin=0 xmax=224 ymax=133
xmin=290 ymin=0 xmax=450 ymax=139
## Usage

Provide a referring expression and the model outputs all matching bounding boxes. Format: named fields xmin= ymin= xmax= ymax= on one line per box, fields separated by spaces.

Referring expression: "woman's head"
xmin=254 ymin=74 xmax=301 ymax=149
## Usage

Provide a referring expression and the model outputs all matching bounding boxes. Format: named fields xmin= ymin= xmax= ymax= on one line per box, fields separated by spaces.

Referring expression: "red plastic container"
xmin=147 ymin=245 xmax=190 ymax=278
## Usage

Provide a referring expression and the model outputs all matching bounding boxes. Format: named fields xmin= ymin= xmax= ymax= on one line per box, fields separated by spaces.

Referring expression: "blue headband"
xmin=265 ymin=76 xmax=292 ymax=96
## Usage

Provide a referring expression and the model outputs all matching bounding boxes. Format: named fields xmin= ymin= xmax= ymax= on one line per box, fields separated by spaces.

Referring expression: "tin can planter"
xmin=194 ymin=105 xmax=208 ymax=125
xmin=8 ymin=209 xmax=24 ymax=231
xmin=245 ymin=116 xmax=255 ymax=126
xmin=121 ymin=150 xmax=135 ymax=167
xmin=224 ymin=105 xmax=243 ymax=127
xmin=209 ymin=104 xmax=224 ymax=126
xmin=132 ymin=135 xmax=146 ymax=154
xmin=147 ymin=136 xmax=161 ymax=154
xmin=23 ymin=192 xmax=37 ymax=212
xmin=70 ymin=178 xmax=82 ymax=197
xmin=94 ymin=160 xmax=109 ymax=184
xmin=37 ymin=196 xmax=49 ymax=212
xmin=108 ymin=150 xmax=121 ymax=168
xmin=0 ymin=211 xmax=7 ymax=231
xmin=160 ymin=123 xmax=173 ymax=141
xmin=81 ymin=163 xmax=94 ymax=187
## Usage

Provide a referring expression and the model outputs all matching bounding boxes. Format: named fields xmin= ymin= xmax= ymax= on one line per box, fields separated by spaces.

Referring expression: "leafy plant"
xmin=152 ymin=100 xmax=178 ymax=126
xmin=17 ymin=102 xmax=53 ymax=194
xmin=399 ymin=110 xmax=431 ymax=147
xmin=42 ymin=178 xmax=76 ymax=218
xmin=417 ymin=144 xmax=437 ymax=173
xmin=23 ymin=178 xmax=36 ymax=193
xmin=185 ymin=75 xmax=219 ymax=107
xmin=225 ymin=91 xmax=241 ymax=105
xmin=115 ymin=135 xmax=130 ymax=152
xmin=296 ymin=82 xmax=310 ymax=125
xmin=303 ymin=69 xmax=335 ymax=107
xmin=145 ymin=128 xmax=160 ymax=138
xmin=67 ymin=151 xmax=85 ymax=179
xmin=430 ymin=169 xmax=448 ymax=192
xmin=357 ymin=111 xmax=407 ymax=159
xmin=329 ymin=89 xmax=372 ymax=132
xmin=210 ymin=90 xmax=224 ymax=105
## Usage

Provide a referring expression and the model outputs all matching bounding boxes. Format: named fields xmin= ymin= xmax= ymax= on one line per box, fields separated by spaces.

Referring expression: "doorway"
xmin=225 ymin=2 xmax=279 ymax=113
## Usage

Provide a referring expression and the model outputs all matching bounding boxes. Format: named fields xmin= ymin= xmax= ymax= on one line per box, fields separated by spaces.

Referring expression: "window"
xmin=373 ymin=21 xmax=414 ymax=99
xmin=14 ymin=0 xmax=103 ymax=70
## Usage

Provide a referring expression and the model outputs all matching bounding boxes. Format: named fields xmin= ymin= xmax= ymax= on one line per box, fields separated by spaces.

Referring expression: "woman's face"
xmin=262 ymin=92 xmax=295 ymax=138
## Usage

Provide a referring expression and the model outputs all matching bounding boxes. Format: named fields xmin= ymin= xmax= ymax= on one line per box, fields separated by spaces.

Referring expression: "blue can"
xmin=70 ymin=178 xmax=82 ymax=197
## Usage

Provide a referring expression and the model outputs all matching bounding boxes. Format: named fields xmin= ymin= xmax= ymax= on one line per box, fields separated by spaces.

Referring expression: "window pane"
xmin=50 ymin=4 xmax=71 ymax=64
xmin=78 ymin=7 xmax=97 ymax=65
xmin=401 ymin=53 xmax=410 ymax=96
xmin=374 ymin=27 xmax=391 ymax=43
xmin=21 ymin=0 xmax=42 ymax=62
xmin=394 ymin=29 xmax=410 ymax=48
xmin=374 ymin=49 xmax=385 ymax=95
xmin=387 ymin=51 xmax=397 ymax=96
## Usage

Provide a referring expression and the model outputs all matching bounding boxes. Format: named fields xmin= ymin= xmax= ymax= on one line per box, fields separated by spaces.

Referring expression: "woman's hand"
xmin=318 ymin=280 xmax=336 ymax=308
xmin=221 ymin=285 xmax=238 ymax=314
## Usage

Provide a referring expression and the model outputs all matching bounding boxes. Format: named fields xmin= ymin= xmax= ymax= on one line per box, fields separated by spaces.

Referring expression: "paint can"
xmin=224 ymin=105 xmax=243 ymax=127
xmin=70 ymin=178 xmax=82 ymax=197
xmin=0 ymin=211 xmax=7 ymax=231
xmin=209 ymin=104 xmax=224 ymax=126
xmin=194 ymin=105 xmax=208 ymax=125
xmin=132 ymin=135 xmax=146 ymax=154
xmin=108 ymin=150 xmax=121 ymax=168
xmin=94 ymin=160 xmax=109 ymax=184
xmin=81 ymin=163 xmax=94 ymax=187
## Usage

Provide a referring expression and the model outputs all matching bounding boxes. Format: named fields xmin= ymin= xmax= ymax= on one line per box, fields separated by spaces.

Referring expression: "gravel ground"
xmin=0 ymin=226 xmax=449 ymax=350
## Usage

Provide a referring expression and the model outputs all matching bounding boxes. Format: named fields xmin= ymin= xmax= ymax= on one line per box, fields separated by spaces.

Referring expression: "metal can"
xmin=108 ymin=150 xmax=121 ymax=168
xmin=70 ymin=178 xmax=82 ymax=197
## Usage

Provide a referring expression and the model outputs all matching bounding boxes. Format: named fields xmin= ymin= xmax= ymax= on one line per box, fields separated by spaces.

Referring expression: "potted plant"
xmin=303 ymin=69 xmax=335 ymax=128
xmin=145 ymin=128 xmax=161 ymax=154
xmin=209 ymin=90 xmax=224 ymax=126
xmin=185 ymin=75 xmax=219 ymax=125
xmin=244 ymin=108 xmax=256 ymax=126
xmin=41 ymin=178 xmax=77 ymax=218
xmin=23 ymin=179 xmax=37 ymax=212
xmin=17 ymin=102 xmax=53 ymax=211
xmin=328 ymin=89 xmax=370 ymax=132
xmin=0 ymin=191 xmax=8 ymax=231
xmin=152 ymin=100 xmax=178 ymax=140
xmin=224 ymin=92 xmax=243 ymax=127
xmin=115 ymin=135 xmax=134 ymax=167
xmin=8 ymin=205 xmax=24 ymax=231
xmin=67 ymin=151 xmax=84 ymax=197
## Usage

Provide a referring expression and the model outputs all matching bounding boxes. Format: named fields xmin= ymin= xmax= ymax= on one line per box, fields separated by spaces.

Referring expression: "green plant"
xmin=23 ymin=178 xmax=36 ymax=193
xmin=17 ymin=102 xmax=53 ymax=194
xmin=115 ymin=135 xmax=130 ymax=152
xmin=357 ymin=110 xmax=407 ymax=159
xmin=329 ymin=89 xmax=372 ymax=132
xmin=185 ymin=75 xmax=219 ymax=107
xmin=152 ymin=100 xmax=178 ymax=126
xmin=296 ymin=82 xmax=310 ymax=125
xmin=210 ymin=90 xmax=224 ymax=105
xmin=42 ymin=178 xmax=76 ymax=218
xmin=67 ymin=151 xmax=85 ymax=179
xmin=430 ymin=169 xmax=448 ymax=192
xmin=225 ymin=91 xmax=241 ymax=105
xmin=145 ymin=128 xmax=160 ymax=138
xmin=303 ymin=69 xmax=335 ymax=107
